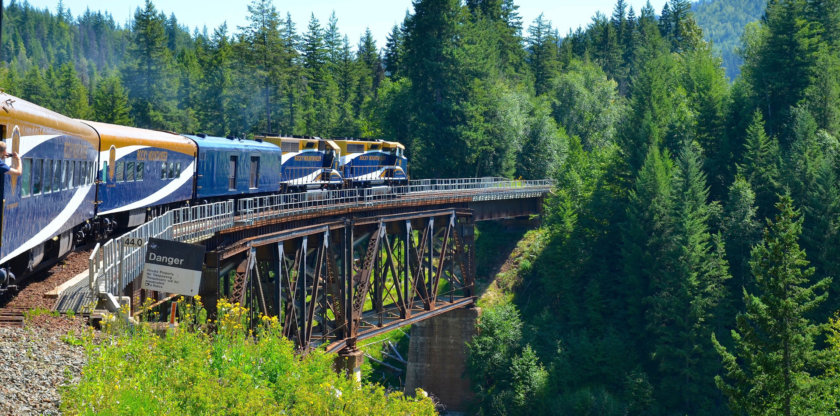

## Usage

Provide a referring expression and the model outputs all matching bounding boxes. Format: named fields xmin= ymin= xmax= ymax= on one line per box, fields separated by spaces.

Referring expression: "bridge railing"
xmin=236 ymin=178 xmax=552 ymax=224
xmin=90 ymin=179 xmax=552 ymax=299
xmin=89 ymin=200 xmax=234 ymax=297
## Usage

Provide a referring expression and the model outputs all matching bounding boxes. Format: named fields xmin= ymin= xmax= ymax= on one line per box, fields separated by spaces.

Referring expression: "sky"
xmin=21 ymin=0 xmax=670 ymax=48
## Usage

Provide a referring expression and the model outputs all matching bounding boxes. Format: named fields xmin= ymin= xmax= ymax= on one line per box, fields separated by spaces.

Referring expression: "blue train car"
xmin=188 ymin=135 xmax=283 ymax=199
xmin=0 ymin=93 xmax=99 ymax=272
xmin=85 ymin=121 xmax=198 ymax=227
xmin=334 ymin=139 xmax=408 ymax=186
xmin=256 ymin=135 xmax=342 ymax=191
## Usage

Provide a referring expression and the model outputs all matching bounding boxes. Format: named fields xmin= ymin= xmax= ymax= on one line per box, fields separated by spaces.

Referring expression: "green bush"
xmin=61 ymin=298 xmax=435 ymax=415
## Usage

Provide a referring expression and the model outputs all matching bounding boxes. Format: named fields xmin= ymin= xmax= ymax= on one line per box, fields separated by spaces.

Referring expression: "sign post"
xmin=142 ymin=237 xmax=205 ymax=296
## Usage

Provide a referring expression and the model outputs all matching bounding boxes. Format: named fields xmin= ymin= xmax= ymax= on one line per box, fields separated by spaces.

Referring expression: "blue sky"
xmin=23 ymin=0 xmax=669 ymax=48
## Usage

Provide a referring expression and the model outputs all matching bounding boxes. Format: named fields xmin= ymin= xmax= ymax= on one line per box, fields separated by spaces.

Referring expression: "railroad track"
xmin=0 ymin=306 xmax=26 ymax=328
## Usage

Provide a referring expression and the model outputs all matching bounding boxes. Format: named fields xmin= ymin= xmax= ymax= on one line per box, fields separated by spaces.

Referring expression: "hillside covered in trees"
xmin=5 ymin=0 xmax=840 ymax=414
xmin=692 ymin=0 xmax=765 ymax=80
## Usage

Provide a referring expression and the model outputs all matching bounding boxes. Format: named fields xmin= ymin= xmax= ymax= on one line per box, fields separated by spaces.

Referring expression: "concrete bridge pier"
xmin=335 ymin=342 xmax=365 ymax=383
xmin=404 ymin=307 xmax=480 ymax=413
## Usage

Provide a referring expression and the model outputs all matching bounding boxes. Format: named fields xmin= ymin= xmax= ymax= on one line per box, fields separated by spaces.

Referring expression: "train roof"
xmin=255 ymin=134 xmax=340 ymax=152
xmin=0 ymin=92 xmax=97 ymax=139
xmin=332 ymin=138 xmax=405 ymax=153
xmin=81 ymin=120 xmax=196 ymax=155
xmin=183 ymin=134 xmax=282 ymax=152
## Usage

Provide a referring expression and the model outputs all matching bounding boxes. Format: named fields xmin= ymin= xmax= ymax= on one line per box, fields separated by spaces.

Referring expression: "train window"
xmin=347 ymin=144 xmax=364 ymax=153
xmin=66 ymin=160 xmax=73 ymax=189
xmin=161 ymin=162 xmax=167 ymax=179
xmin=88 ymin=162 xmax=94 ymax=184
xmin=72 ymin=161 xmax=78 ymax=188
xmin=115 ymin=161 xmax=124 ymax=183
xmin=20 ymin=158 xmax=31 ymax=197
xmin=54 ymin=160 xmax=62 ymax=191
xmin=32 ymin=159 xmax=43 ymax=195
xmin=304 ymin=141 xmax=315 ymax=149
xmin=126 ymin=161 xmax=135 ymax=182
xmin=136 ymin=162 xmax=144 ymax=181
xmin=43 ymin=160 xmax=53 ymax=193
xmin=228 ymin=156 xmax=237 ymax=190
xmin=369 ymin=144 xmax=380 ymax=150
xmin=168 ymin=162 xmax=176 ymax=179
xmin=249 ymin=156 xmax=260 ymax=189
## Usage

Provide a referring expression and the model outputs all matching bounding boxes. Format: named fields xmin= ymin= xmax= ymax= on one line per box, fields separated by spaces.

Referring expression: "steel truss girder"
xmin=229 ymin=210 xmax=476 ymax=352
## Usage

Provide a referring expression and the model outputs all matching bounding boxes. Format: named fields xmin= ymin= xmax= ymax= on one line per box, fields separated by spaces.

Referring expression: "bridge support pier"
xmin=404 ymin=307 xmax=480 ymax=412
xmin=335 ymin=346 xmax=365 ymax=383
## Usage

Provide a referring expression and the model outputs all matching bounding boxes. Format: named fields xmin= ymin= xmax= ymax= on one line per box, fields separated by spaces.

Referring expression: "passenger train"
xmin=0 ymin=92 xmax=409 ymax=292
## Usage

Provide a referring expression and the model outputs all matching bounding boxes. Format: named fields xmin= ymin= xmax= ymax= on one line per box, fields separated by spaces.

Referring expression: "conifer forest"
xmin=6 ymin=0 xmax=840 ymax=413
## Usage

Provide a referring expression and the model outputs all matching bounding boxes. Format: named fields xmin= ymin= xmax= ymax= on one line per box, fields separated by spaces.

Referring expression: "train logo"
xmin=9 ymin=126 xmax=19 ymax=193
xmin=108 ymin=145 xmax=116 ymax=181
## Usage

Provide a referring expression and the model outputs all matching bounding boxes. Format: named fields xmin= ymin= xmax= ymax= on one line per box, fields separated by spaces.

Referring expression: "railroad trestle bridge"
xmin=60 ymin=178 xmax=551 ymax=356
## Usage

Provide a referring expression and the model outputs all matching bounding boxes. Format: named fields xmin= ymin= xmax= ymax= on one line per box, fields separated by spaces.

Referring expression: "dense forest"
xmin=692 ymin=0 xmax=765 ymax=80
xmin=5 ymin=0 xmax=840 ymax=414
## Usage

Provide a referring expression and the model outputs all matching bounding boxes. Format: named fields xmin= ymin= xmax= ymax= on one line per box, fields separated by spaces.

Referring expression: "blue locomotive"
xmin=0 ymin=92 xmax=409 ymax=292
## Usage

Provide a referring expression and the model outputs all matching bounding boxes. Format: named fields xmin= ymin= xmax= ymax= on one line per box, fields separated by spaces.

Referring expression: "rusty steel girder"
xmin=207 ymin=209 xmax=477 ymax=353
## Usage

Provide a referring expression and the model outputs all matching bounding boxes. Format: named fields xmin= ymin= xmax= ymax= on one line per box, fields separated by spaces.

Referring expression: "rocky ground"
xmin=0 ymin=250 xmax=93 ymax=415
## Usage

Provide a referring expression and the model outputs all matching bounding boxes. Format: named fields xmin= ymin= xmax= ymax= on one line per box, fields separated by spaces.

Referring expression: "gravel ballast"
xmin=0 ymin=325 xmax=87 ymax=415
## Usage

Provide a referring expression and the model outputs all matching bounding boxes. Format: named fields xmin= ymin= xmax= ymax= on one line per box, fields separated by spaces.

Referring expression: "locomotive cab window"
xmin=21 ymin=158 xmax=31 ymax=197
xmin=228 ymin=155 xmax=238 ymax=190
xmin=249 ymin=156 xmax=260 ymax=189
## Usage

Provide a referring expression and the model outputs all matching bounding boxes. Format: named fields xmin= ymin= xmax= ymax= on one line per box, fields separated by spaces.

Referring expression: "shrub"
xmin=61 ymin=298 xmax=435 ymax=415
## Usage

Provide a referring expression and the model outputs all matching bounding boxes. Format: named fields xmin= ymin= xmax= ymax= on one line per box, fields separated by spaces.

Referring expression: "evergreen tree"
xmin=714 ymin=195 xmax=831 ymax=416
xmin=92 ymin=74 xmax=132 ymax=125
xmin=122 ymin=0 xmax=179 ymax=130
xmin=54 ymin=62 xmax=91 ymax=119
xmin=647 ymin=141 xmax=729 ymax=414
xmin=738 ymin=110 xmax=782 ymax=220
xmin=238 ymin=0 xmax=285 ymax=134
xmin=526 ymin=14 xmax=559 ymax=97
xmin=621 ymin=145 xmax=675 ymax=353
xmin=721 ymin=176 xmax=762 ymax=292
xmin=383 ymin=22 xmax=404 ymax=79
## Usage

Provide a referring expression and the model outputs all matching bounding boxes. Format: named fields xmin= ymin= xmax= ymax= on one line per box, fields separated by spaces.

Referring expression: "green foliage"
xmin=550 ymin=59 xmax=625 ymax=150
xmin=738 ymin=110 xmax=782 ymax=219
xmin=713 ymin=195 xmax=832 ymax=416
xmin=61 ymin=299 xmax=435 ymax=415
xmin=466 ymin=304 xmax=548 ymax=415
xmin=93 ymin=74 xmax=132 ymax=125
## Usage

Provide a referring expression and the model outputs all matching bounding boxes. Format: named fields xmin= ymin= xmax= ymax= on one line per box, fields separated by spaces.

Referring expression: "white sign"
xmin=123 ymin=237 xmax=144 ymax=248
xmin=141 ymin=238 xmax=205 ymax=296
